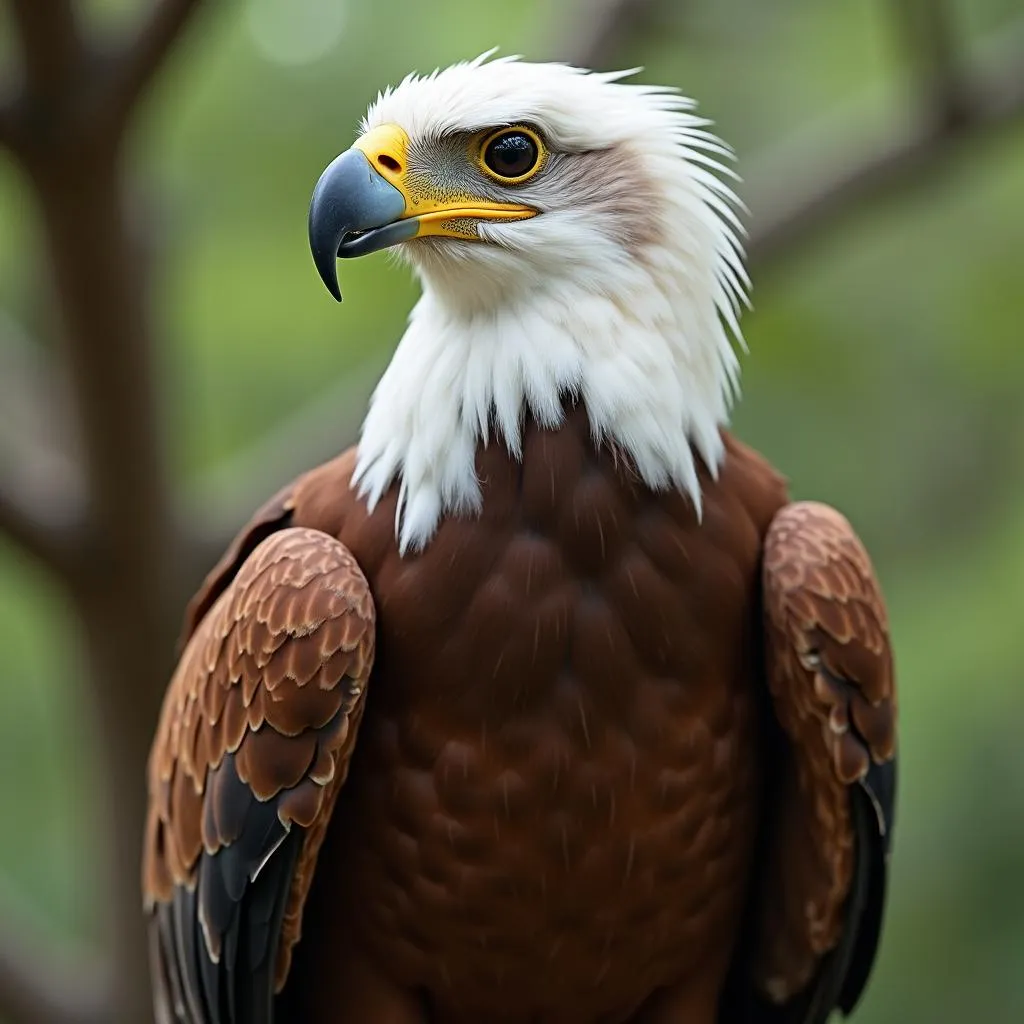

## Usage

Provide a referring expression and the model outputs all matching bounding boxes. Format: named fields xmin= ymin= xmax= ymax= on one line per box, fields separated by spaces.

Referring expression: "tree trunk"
xmin=28 ymin=133 xmax=185 ymax=1023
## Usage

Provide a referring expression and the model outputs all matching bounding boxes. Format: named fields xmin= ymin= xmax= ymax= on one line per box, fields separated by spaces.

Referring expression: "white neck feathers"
xmin=349 ymin=60 xmax=748 ymax=554
xmin=352 ymin=246 xmax=741 ymax=554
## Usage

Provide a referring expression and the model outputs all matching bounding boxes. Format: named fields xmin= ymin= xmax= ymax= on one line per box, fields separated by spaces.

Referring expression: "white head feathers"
xmin=349 ymin=53 xmax=750 ymax=553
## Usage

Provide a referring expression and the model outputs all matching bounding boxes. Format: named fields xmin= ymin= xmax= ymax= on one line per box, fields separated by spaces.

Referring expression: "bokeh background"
xmin=1 ymin=0 xmax=1022 ymax=1021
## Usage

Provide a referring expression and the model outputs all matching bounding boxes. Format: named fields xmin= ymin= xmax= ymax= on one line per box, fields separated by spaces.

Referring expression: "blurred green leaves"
xmin=1 ymin=1 xmax=1023 ymax=1020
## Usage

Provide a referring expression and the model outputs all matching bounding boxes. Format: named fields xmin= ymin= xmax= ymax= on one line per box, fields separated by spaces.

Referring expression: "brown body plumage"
xmin=144 ymin=53 xmax=898 ymax=1024
xmin=144 ymin=408 xmax=896 ymax=1024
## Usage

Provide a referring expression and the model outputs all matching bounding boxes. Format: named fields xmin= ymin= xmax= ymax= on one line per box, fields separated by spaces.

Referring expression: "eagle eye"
xmin=479 ymin=127 xmax=545 ymax=184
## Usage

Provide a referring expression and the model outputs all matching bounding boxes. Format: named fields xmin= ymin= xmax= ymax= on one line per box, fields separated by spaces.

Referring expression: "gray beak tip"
xmin=308 ymin=147 xmax=408 ymax=303
xmin=308 ymin=194 xmax=344 ymax=302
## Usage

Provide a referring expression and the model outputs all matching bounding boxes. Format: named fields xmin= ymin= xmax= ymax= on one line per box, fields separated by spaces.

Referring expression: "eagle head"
xmin=307 ymin=53 xmax=748 ymax=553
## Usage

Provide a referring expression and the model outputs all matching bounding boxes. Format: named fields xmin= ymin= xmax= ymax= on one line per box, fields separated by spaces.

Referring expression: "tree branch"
xmin=0 ymin=871 xmax=110 ymax=1024
xmin=556 ymin=0 xmax=657 ymax=68
xmin=185 ymin=357 xmax=384 ymax=574
xmin=0 ymin=96 xmax=17 ymax=152
xmin=0 ymin=473 xmax=72 ymax=571
xmin=0 ymin=316 xmax=87 ymax=574
xmin=0 ymin=923 xmax=109 ymax=1024
xmin=746 ymin=40 xmax=1024 ymax=271
xmin=103 ymin=0 xmax=207 ymax=131
xmin=0 ymin=431 xmax=88 ymax=576
xmin=7 ymin=0 xmax=82 ymax=101
xmin=892 ymin=0 xmax=973 ymax=128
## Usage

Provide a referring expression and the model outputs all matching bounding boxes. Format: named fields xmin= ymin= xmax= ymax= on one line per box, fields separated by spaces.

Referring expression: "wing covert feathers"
xmin=180 ymin=483 xmax=297 ymax=649
xmin=143 ymin=526 xmax=376 ymax=1024
xmin=756 ymin=501 xmax=897 ymax=1020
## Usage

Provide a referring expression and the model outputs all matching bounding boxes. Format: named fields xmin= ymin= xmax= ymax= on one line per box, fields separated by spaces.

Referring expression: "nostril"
xmin=377 ymin=154 xmax=401 ymax=173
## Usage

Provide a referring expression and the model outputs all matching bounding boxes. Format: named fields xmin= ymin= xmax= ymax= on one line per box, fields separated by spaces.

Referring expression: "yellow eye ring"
xmin=478 ymin=126 xmax=546 ymax=185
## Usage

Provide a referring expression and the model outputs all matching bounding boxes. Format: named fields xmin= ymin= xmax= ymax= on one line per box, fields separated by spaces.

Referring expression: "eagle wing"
xmin=735 ymin=501 xmax=897 ymax=1023
xmin=142 ymin=524 xmax=375 ymax=1024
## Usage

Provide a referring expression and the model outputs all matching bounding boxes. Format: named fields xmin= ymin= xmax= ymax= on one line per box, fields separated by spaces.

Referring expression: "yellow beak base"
xmin=352 ymin=124 xmax=536 ymax=240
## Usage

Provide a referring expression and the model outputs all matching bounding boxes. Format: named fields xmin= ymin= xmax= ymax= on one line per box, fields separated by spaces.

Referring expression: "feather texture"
xmin=145 ymin=53 xmax=899 ymax=1024
xmin=352 ymin=55 xmax=746 ymax=552
xmin=731 ymin=501 xmax=897 ymax=1022
xmin=142 ymin=527 xmax=376 ymax=1023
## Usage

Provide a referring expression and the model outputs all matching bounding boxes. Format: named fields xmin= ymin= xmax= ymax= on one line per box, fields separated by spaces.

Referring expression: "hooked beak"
xmin=307 ymin=147 xmax=412 ymax=301
xmin=307 ymin=124 xmax=536 ymax=301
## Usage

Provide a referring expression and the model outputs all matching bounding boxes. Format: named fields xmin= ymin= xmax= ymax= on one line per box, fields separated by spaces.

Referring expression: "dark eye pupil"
xmin=485 ymin=131 xmax=538 ymax=179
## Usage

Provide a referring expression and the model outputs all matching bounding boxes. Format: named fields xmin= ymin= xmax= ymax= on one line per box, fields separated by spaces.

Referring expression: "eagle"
xmin=142 ymin=54 xmax=897 ymax=1024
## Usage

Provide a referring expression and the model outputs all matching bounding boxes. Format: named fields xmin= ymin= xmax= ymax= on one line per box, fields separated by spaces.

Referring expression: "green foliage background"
xmin=1 ymin=0 xmax=1023 ymax=1019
